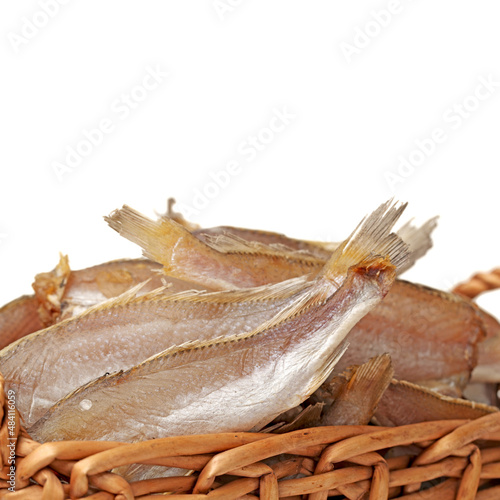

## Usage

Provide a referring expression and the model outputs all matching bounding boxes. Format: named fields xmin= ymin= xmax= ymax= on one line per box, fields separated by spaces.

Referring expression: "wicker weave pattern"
xmin=1 ymin=407 xmax=500 ymax=499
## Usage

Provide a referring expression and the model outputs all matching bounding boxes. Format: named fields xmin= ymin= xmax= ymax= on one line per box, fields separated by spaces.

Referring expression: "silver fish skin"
xmin=29 ymin=201 xmax=409 ymax=443
xmin=0 ymin=275 xmax=311 ymax=428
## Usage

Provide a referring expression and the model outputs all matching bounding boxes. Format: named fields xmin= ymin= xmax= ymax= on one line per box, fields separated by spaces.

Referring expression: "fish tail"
xmin=396 ymin=216 xmax=439 ymax=275
xmin=320 ymin=200 xmax=410 ymax=285
xmin=105 ymin=206 xmax=216 ymax=268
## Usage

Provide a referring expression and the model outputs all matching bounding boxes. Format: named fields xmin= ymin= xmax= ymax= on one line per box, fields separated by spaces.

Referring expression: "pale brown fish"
xmin=0 ymin=274 xmax=307 ymax=427
xmin=28 ymin=201 xmax=409 ymax=444
xmin=372 ymin=378 xmax=498 ymax=427
xmin=106 ymin=205 xmax=435 ymax=290
xmin=166 ymin=197 xmax=438 ymax=274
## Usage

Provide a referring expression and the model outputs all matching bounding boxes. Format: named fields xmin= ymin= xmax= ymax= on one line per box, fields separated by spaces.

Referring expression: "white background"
xmin=1 ymin=1 xmax=500 ymax=314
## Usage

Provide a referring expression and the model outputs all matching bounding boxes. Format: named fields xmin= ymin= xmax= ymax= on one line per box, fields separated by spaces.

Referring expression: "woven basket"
xmin=1 ymin=271 xmax=500 ymax=499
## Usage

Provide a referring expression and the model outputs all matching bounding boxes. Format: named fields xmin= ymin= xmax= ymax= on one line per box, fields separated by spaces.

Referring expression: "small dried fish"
xmin=28 ymin=201 xmax=409 ymax=443
xmin=106 ymin=205 xmax=435 ymax=289
xmin=0 ymin=276 xmax=305 ymax=427
xmin=167 ymin=197 xmax=437 ymax=275
xmin=1 ymin=201 xmax=408 ymax=429
xmin=373 ymin=378 xmax=498 ymax=426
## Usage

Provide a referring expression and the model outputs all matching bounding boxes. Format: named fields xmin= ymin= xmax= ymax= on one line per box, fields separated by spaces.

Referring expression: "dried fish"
xmin=167 ymin=198 xmax=437 ymax=274
xmin=28 ymin=201 xmax=409 ymax=443
xmin=106 ymin=205 xmax=435 ymax=290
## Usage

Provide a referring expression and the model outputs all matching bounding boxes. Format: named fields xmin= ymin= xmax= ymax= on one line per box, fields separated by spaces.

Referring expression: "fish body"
xmin=334 ymin=280 xmax=486 ymax=391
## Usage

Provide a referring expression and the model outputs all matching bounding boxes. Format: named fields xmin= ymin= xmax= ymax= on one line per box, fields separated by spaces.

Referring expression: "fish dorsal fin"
xmin=390 ymin=378 xmax=498 ymax=413
xmin=159 ymin=275 xmax=311 ymax=304
xmin=319 ymin=200 xmax=410 ymax=285
xmin=201 ymin=232 xmax=322 ymax=263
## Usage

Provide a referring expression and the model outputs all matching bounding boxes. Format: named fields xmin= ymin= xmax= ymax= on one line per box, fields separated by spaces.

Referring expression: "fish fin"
xmin=396 ymin=216 xmax=439 ymax=275
xmin=159 ymin=275 xmax=311 ymax=304
xmin=60 ymin=279 xmax=168 ymax=321
xmin=373 ymin=378 xmax=498 ymax=426
xmin=346 ymin=352 xmax=394 ymax=393
xmin=321 ymin=353 xmax=394 ymax=426
xmin=303 ymin=342 xmax=350 ymax=397
xmin=273 ymin=402 xmax=324 ymax=433
xmin=319 ymin=200 xmax=410 ymax=285
xmin=202 ymin=232 xmax=322 ymax=263
xmin=105 ymin=205 xmax=219 ymax=268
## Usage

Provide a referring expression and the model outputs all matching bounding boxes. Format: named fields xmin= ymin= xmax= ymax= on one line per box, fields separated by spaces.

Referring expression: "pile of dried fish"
xmin=1 ymin=198 xmax=500 ymax=486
